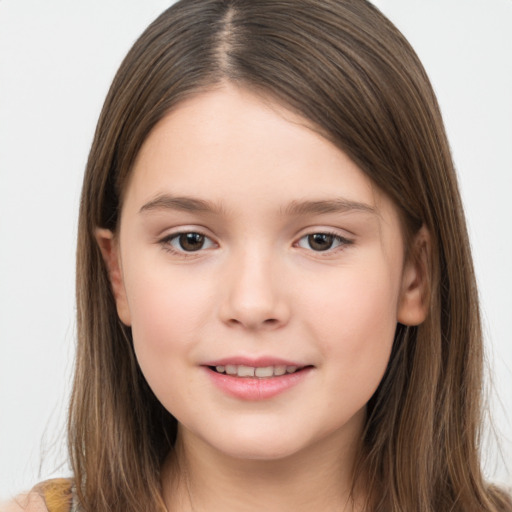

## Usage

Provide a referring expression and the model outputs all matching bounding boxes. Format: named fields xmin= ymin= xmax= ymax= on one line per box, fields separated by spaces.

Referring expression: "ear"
xmin=397 ymin=225 xmax=431 ymax=326
xmin=95 ymin=228 xmax=132 ymax=326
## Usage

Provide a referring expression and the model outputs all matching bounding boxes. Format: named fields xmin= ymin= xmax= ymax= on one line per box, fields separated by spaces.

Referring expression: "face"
xmin=98 ymin=84 xmax=427 ymax=462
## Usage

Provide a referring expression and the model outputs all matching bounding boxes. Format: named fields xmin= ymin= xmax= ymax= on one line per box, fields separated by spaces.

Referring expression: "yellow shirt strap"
xmin=34 ymin=479 xmax=73 ymax=512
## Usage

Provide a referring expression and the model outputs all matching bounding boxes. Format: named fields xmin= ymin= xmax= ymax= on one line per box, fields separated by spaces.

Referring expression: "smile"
xmin=204 ymin=363 xmax=313 ymax=400
xmin=211 ymin=364 xmax=302 ymax=378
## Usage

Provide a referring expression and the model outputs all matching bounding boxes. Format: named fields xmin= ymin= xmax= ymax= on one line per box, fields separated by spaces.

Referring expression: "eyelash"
xmin=159 ymin=231 xmax=216 ymax=257
xmin=295 ymin=232 xmax=354 ymax=254
xmin=159 ymin=230 xmax=354 ymax=257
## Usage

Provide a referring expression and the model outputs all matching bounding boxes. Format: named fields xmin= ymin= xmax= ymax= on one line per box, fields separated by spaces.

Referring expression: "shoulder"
xmin=1 ymin=479 xmax=73 ymax=512
xmin=1 ymin=493 xmax=48 ymax=512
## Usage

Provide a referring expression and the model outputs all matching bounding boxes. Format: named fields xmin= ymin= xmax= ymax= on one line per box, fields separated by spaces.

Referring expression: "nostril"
xmin=226 ymin=317 xmax=280 ymax=329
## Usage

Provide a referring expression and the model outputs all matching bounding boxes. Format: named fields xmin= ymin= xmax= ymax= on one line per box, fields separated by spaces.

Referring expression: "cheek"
xmin=122 ymin=262 xmax=213 ymax=386
xmin=125 ymin=252 xmax=212 ymax=331
xmin=307 ymin=262 xmax=399 ymax=332
xmin=303 ymin=265 xmax=400 ymax=388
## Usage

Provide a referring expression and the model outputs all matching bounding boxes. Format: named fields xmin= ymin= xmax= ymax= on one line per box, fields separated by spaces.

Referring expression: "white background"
xmin=0 ymin=0 xmax=511 ymax=501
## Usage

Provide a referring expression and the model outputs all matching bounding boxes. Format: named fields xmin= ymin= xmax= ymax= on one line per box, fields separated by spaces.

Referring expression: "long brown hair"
xmin=71 ymin=1 xmax=512 ymax=510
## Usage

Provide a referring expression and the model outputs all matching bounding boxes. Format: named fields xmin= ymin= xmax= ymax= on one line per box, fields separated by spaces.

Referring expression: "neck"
xmin=162 ymin=418 xmax=366 ymax=512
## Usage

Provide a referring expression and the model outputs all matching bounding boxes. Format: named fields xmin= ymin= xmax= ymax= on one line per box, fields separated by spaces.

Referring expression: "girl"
xmin=6 ymin=0 xmax=512 ymax=511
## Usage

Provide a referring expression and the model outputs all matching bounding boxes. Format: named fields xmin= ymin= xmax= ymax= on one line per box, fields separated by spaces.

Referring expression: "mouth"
xmin=204 ymin=361 xmax=313 ymax=400
xmin=208 ymin=364 xmax=311 ymax=378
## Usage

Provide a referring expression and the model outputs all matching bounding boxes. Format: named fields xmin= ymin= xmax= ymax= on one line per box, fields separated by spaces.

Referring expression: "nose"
xmin=218 ymin=247 xmax=290 ymax=331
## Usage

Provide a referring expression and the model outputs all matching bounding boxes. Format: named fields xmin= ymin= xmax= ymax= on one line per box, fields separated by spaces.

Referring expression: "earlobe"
xmin=397 ymin=225 xmax=431 ymax=326
xmin=95 ymin=228 xmax=132 ymax=326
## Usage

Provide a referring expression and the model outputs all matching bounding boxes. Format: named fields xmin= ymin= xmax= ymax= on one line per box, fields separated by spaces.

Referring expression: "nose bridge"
xmin=220 ymin=240 xmax=289 ymax=330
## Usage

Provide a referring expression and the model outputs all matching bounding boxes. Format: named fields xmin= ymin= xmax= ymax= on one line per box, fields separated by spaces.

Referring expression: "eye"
xmin=163 ymin=232 xmax=216 ymax=253
xmin=297 ymin=233 xmax=352 ymax=252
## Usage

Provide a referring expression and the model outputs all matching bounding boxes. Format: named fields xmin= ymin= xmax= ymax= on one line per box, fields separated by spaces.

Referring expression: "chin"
xmin=196 ymin=419 xmax=342 ymax=463
xmin=184 ymin=419 xmax=310 ymax=462
xmin=215 ymin=436 xmax=307 ymax=461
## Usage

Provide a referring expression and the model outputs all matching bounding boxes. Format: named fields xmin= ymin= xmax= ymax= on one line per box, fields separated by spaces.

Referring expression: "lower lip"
xmin=204 ymin=367 xmax=312 ymax=400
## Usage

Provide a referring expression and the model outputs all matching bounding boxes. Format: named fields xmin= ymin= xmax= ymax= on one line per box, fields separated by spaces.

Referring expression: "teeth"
xmin=213 ymin=364 xmax=302 ymax=378
xmin=274 ymin=365 xmax=287 ymax=376
xmin=255 ymin=366 xmax=273 ymax=378
xmin=238 ymin=365 xmax=255 ymax=377
xmin=225 ymin=365 xmax=237 ymax=375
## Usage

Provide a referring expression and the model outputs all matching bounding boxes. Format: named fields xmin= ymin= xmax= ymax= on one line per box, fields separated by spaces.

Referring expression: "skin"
xmin=97 ymin=83 xmax=429 ymax=511
xmin=1 ymin=495 xmax=47 ymax=512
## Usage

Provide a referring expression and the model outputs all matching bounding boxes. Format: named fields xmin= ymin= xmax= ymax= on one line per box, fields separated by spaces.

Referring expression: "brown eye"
xmin=164 ymin=232 xmax=215 ymax=253
xmin=178 ymin=233 xmax=205 ymax=251
xmin=307 ymin=233 xmax=335 ymax=251
xmin=297 ymin=233 xmax=352 ymax=252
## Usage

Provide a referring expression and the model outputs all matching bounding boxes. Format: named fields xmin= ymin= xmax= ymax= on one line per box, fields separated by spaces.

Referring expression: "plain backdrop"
xmin=1 ymin=0 xmax=511 ymax=501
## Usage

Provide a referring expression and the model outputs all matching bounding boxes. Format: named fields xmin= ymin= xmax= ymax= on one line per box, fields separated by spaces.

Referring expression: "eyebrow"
xmin=139 ymin=193 xmax=377 ymax=217
xmin=282 ymin=198 xmax=378 ymax=216
xmin=139 ymin=194 xmax=226 ymax=215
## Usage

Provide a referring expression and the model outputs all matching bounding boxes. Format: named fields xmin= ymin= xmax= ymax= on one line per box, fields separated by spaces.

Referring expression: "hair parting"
xmin=70 ymin=1 xmax=512 ymax=511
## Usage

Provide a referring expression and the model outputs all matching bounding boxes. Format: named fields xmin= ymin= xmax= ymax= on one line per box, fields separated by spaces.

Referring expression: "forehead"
xmin=123 ymin=84 xmax=396 ymax=227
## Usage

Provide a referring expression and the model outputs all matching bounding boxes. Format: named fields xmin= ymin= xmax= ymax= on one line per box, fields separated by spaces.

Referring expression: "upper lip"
xmin=202 ymin=356 xmax=307 ymax=368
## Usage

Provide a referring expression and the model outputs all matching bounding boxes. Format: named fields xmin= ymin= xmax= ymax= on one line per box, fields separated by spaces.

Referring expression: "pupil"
xmin=308 ymin=233 xmax=333 ymax=251
xmin=179 ymin=233 xmax=204 ymax=251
